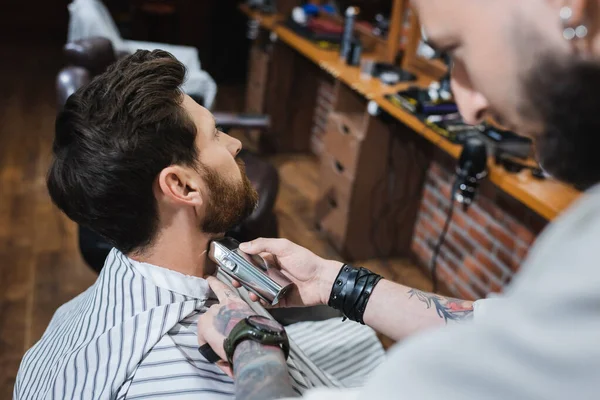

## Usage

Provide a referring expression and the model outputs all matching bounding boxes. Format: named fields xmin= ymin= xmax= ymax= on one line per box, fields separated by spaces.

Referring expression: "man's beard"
xmin=522 ymin=54 xmax=600 ymax=191
xmin=200 ymin=158 xmax=259 ymax=234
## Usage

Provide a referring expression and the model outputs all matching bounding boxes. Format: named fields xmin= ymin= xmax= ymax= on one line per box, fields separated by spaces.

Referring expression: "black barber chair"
xmin=56 ymin=37 xmax=279 ymax=273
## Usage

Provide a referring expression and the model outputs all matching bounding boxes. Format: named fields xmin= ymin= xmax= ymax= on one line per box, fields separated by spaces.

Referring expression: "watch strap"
xmin=223 ymin=317 xmax=289 ymax=365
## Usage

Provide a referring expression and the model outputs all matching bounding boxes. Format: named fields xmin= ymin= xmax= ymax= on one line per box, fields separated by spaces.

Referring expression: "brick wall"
xmin=411 ymin=159 xmax=547 ymax=300
xmin=310 ymin=78 xmax=336 ymax=156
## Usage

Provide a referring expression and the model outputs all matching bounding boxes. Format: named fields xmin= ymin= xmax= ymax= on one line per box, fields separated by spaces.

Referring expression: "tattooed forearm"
xmin=212 ymin=301 xmax=296 ymax=398
xmin=213 ymin=301 xmax=254 ymax=336
xmin=233 ymin=340 xmax=298 ymax=400
xmin=408 ymin=289 xmax=474 ymax=323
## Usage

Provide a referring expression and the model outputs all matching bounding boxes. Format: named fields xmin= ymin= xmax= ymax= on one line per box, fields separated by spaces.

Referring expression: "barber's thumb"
xmin=240 ymin=237 xmax=279 ymax=254
xmin=239 ymin=240 xmax=255 ymax=253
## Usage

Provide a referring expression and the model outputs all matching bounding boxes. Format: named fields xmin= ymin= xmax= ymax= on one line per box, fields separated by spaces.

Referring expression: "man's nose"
xmin=451 ymin=71 xmax=489 ymax=126
xmin=228 ymin=135 xmax=242 ymax=157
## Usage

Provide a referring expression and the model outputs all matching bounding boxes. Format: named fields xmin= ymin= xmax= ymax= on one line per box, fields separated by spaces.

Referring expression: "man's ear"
xmin=157 ymin=165 xmax=204 ymax=207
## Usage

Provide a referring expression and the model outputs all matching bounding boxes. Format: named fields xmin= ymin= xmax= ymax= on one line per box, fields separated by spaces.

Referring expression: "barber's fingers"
xmin=260 ymin=252 xmax=279 ymax=269
xmin=206 ymin=276 xmax=239 ymax=303
xmin=239 ymin=237 xmax=291 ymax=257
xmin=230 ymin=279 xmax=258 ymax=301
xmin=229 ymin=278 xmax=269 ymax=305
xmin=248 ymin=293 xmax=271 ymax=308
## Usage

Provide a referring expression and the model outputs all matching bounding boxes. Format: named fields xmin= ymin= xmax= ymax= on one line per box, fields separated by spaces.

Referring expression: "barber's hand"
xmin=237 ymin=238 xmax=343 ymax=308
xmin=197 ymin=276 xmax=256 ymax=377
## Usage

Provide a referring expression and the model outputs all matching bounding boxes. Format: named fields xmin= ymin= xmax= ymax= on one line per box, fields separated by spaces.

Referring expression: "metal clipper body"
xmin=208 ymin=237 xmax=293 ymax=305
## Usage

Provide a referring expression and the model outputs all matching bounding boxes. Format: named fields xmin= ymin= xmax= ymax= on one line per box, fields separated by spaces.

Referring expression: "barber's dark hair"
xmin=47 ymin=50 xmax=198 ymax=254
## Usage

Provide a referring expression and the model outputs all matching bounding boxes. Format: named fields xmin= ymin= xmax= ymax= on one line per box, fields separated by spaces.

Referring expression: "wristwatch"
xmin=223 ymin=315 xmax=289 ymax=365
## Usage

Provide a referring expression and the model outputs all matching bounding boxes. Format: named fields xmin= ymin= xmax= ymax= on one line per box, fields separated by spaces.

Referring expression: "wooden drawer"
xmin=317 ymin=153 xmax=353 ymax=206
xmin=316 ymin=154 xmax=354 ymax=251
xmin=322 ymin=112 xmax=366 ymax=180
xmin=316 ymin=194 xmax=349 ymax=251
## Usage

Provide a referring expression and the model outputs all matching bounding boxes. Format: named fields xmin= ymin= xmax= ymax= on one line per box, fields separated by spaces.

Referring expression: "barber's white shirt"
xmin=295 ymin=184 xmax=600 ymax=400
xmin=15 ymin=251 xmax=384 ymax=399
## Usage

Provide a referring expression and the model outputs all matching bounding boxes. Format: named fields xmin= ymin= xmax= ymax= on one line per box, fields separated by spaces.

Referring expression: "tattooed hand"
xmin=197 ymin=277 xmax=297 ymax=399
xmin=197 ymin=277 xmax=255 ymax=376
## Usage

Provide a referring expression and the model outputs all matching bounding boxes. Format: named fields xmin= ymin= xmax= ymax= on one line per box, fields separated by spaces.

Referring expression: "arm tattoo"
xmin=233 ymin=340 xmax=298 ymax=399
xmin=408 ymin=289 xmax=474 ymax=323
xmin=213 ymin=302 xmax=253 ymax=336
xmin=213 ymin=303 xmax=296 ymax=398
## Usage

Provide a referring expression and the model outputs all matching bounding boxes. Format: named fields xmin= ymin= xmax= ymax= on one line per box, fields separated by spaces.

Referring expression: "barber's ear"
xmin=566 ymin=0 xmax=587 ymax=25
xmin=551 ymin=0 xmax=587 ymax=25
xmin=157 ymin=165 xmax=204 ymax=207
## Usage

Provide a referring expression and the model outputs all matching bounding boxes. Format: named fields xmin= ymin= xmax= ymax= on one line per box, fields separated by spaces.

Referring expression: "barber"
xmin=197 ymin=0 xmax=600 ymax=398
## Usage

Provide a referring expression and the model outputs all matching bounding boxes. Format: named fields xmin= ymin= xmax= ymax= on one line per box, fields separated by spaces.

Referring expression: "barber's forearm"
xmin=233 ymin=341 xmax=298 ymax=400
xmin=363 ymin=280 xmax=474 ymax=341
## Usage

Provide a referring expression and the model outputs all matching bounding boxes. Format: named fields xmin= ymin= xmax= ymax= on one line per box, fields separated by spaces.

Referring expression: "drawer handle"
xmin=341 ymin=124 xmax=350 ymax=135
xmin=328 ymin=196 xmax=338 ymax=209
xmin=334 ymin=160 xmax=345 ymax=174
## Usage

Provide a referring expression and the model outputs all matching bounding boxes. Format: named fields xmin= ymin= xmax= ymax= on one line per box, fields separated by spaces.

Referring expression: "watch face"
xmin=247 ymin=316 xmax=284 ymax=333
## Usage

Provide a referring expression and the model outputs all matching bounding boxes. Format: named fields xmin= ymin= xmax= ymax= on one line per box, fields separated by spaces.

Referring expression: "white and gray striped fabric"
xmin=15 ymin=249 xmax=384 ymax=399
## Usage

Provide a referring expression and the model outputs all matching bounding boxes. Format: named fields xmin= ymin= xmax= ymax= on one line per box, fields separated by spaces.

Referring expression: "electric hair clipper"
xmin=208 ymin=237 xmax=293 ymax=305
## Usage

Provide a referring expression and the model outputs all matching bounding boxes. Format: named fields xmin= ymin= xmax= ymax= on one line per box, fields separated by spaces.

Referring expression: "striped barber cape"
xmin=15 ymin=249 xmax=385 ymax=399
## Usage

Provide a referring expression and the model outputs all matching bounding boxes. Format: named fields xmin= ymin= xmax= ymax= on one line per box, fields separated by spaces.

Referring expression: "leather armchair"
xmin=57 ymin=37 xmax=279 ymax=273
xmin=64 ymin=38 xmax=120 ymax=76
xmin=56 ymin=66 xmax=90 ymax=107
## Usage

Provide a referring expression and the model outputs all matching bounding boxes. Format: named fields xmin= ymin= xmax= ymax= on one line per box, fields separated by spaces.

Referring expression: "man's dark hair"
xmin=48 ymin=50 xmax=198 ymax=254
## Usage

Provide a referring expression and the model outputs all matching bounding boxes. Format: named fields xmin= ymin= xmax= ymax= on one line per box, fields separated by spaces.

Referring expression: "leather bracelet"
xmin=355 ymin=273 xmax=382 ymax=324
xmin=337 ymin=267 xmax=359 ymax=320
xmin=345 ymin=268 xmax=377 ymax=323
xmin=328 ymin=264 xmax=355 ymax=310
xmin=344 ymin=268 xmax=369 ymax=321
xmin=328 ymin=264 xmax=382 ymax=324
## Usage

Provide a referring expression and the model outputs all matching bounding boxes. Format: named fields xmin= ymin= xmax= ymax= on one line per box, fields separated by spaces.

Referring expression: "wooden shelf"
xmin=375 ymin=97 xmax=580 ymax=220
xmin=239 ymin=4 xmax=282 ymax=30
xmin=239 ymin=5 xmax=581 ymax=220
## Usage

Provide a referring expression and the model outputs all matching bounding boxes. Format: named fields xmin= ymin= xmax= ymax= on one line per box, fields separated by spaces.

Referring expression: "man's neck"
xmin=129 ymin=229 xmax=215 ymax=278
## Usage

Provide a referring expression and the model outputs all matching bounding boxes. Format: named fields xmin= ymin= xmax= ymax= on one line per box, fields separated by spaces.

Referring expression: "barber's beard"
xmin=201 ymin=159 xmax=259 ymax=234
xmin=522 ymin=54 xmax=600 ymax=191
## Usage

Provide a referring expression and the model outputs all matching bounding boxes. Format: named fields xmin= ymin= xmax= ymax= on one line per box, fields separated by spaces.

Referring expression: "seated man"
xmin=14 ymin=50 xmax=384 ymax=399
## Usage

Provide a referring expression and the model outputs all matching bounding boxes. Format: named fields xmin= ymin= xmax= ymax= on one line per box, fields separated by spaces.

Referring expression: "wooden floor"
xmin=0 ymin=43 xmax=431 ymax=397
xmin=0 ymin=42 xmax=99 ymax=398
